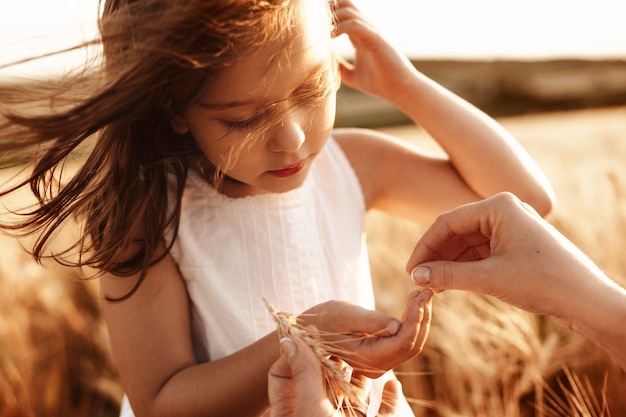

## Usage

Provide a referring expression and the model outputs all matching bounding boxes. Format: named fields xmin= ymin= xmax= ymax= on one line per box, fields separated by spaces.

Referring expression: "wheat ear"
xmin=263 ymin=297 xmax=368 ymax=416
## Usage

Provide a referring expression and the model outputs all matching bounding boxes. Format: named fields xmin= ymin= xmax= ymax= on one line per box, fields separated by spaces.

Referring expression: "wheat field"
xmin=1 ymin=106 xmax=626 ymax=416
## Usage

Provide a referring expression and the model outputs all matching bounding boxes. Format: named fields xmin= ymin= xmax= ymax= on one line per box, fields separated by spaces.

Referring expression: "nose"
xmin=267 ymin=114 xmax=305 ymax=153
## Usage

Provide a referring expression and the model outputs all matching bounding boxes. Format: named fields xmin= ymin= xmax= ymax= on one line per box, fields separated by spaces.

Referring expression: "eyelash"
xmin=221 ymin=113 xmax=264 ymax=131
xmin=220 ymin=73 xmax=335 ymax=132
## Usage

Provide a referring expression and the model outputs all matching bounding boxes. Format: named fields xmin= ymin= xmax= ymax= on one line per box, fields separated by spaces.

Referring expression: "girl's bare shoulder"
xmin=331 ymin=127 xmax=423 ymax=210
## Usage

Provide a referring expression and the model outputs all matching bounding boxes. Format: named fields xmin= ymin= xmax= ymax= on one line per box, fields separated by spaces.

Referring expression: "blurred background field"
xmin=3 ymin=1 xmax=626 ymax=414
xmin=2 ymin=55 xmax=626 ymax=416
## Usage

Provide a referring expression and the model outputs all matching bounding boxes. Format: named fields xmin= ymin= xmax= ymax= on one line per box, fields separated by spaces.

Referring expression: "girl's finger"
xmin=413 ymin=290 xmax=433 ymax=351
xmin=378 ymin=379 xmax=402 ymax=416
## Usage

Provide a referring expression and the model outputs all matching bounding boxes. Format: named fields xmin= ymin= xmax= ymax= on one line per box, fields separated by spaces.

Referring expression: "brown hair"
xmin=0 ymin=0 xmax=336 ymax=299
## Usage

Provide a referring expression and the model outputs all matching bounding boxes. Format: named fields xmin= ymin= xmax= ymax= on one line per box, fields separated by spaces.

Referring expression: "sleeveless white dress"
xmin=119 ymin=137 xmax=414 ymax=416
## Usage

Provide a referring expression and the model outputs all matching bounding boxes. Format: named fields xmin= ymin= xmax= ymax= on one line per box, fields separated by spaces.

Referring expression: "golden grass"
xmin=0 ymin=169 xmax=121 ymax=417
xmin=264 ymin=297 xmax=370 ymax=416
xmin=1 ymin=106 xmax=626 ymax=416
xmin=0 ymin=234 xmax=121 ymax=417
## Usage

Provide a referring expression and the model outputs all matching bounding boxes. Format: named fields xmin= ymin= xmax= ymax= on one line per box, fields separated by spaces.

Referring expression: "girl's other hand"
xmin=299 ymin=289 xmax=433 ymax=378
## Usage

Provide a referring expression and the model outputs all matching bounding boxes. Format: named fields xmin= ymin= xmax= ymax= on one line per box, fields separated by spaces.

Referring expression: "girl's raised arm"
xmin=333 ymin=0 xmax=555 ymax=221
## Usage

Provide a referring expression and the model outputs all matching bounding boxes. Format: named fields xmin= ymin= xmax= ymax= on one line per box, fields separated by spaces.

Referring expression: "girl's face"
xmin=171 ymin=1 xmax=337 ymax=198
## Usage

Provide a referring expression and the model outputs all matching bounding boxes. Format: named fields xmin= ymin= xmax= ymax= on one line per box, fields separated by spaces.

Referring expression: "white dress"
xmin=119 ymin=137 xmax=414 ymax=416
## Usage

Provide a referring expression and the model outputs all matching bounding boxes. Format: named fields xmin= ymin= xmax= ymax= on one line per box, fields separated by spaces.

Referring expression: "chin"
xmin=269 ymin=179 xmax=306 ymax=194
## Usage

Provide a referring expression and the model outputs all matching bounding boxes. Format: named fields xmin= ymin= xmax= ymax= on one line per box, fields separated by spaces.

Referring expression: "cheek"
xmin=323 ymin=97 xmax=337 ymax=127
xmin=192 ymin=130 xmax=238 ymax=168
xmin=199 ymin=132 xmax=263 ymax=174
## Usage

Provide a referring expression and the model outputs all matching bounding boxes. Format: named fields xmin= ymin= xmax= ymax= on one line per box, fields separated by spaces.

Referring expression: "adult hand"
xmin=406 ymin=192 xmax=602 ymax=324
xmin=405 ymin=192 xmax=626 ymax=370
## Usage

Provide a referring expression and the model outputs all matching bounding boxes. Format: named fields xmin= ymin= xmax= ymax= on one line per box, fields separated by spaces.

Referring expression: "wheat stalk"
xmin=263 ymin=297 xmax=369 ymax=416
xmin=542 ymin=368 xmax=611 ymax=417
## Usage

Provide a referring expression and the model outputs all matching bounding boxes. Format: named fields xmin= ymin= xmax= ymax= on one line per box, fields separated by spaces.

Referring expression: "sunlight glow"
xmin=1 ymin=0 xmax=625 ymax=80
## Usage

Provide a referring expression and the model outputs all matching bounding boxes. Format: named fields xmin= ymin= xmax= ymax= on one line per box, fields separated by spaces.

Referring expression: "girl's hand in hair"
xmin=333 ymin=0 xmax=420 ymax=105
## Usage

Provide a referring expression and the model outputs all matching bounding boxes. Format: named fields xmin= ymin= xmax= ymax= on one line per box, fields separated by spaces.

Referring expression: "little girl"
xmin=0 ymin=0 xmax=554 ymax=416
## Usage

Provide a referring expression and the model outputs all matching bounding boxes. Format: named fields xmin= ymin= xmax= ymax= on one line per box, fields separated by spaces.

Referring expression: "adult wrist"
xmin=575 ymin=275 xmax=626 ymax=369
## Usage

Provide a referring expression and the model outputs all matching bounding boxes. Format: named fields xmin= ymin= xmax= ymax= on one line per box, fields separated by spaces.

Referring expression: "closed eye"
xmin=220 ymin=112 xmax=264 ymax=131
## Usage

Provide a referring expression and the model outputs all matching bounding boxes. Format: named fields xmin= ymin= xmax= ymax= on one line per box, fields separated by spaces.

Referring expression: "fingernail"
xmin=279 ymin=337 xmax=297 ymax=357
xmin=411 ymin=266 xmax=430 ymax=285
xmin=409 ymin=289 xmax=421 ymax=301
xmin=386 ymin=319 xmax=400 ymax=335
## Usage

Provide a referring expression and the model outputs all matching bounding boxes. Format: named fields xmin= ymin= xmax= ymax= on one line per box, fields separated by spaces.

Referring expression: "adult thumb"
xmin=410 ymin=259 xmax=489 ymax=292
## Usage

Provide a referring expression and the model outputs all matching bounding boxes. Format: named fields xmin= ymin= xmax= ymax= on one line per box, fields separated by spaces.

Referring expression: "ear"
xmin=170 ymin=115 xmax=190 ymax=134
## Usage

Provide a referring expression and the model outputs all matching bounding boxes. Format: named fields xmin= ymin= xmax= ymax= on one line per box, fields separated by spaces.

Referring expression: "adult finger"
xmin=410 ymin=257 xmax=498 ymax=294
xmin=405 ymin=199 xmax=492 ymax=275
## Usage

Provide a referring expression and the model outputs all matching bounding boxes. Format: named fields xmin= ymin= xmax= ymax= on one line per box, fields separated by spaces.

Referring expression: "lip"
xmin=268 ymin=160 xmax=305 ymax=178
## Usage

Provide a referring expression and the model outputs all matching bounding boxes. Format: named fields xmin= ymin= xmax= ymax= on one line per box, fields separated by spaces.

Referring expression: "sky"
xmin=1 ymin=0 xmax=625 ymax=79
